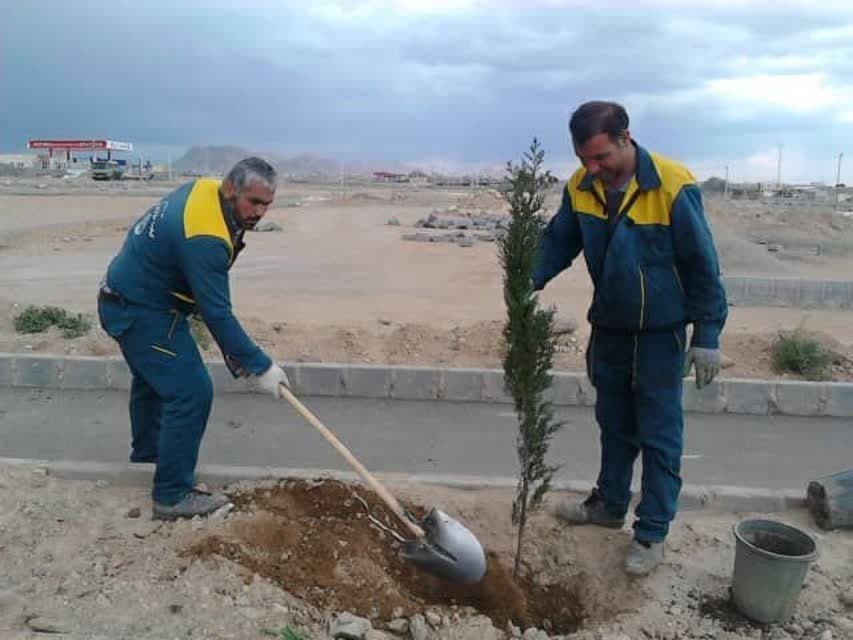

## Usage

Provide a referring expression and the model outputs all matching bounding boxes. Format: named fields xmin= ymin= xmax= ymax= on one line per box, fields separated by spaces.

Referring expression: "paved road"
xmin=1 ymin=387 xmax=849 ymax=490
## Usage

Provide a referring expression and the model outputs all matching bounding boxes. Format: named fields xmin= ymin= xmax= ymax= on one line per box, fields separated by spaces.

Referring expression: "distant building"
xmin=373 ymin=171 xmax=408 ymax=183
xmin=0 ymin=154 xmax=38 ymax=169
xmin=407 ymin=170 xmax=430 ymax=185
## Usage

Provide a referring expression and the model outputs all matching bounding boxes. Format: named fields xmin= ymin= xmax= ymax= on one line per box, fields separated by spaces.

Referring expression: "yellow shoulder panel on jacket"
xmin=629 ymin=153 xmax=697 ymax=227
xmin=650 ymin=151 xmax=696 ymax=192
xmin=567 ymin=170 xmax=607 ymax=220
xmin=183 ymin=179 xmax=233 ymax=255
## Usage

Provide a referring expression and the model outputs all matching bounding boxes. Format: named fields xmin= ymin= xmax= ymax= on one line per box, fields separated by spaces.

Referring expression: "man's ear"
xmin=221 ymin=179 xmax=236 ymax=199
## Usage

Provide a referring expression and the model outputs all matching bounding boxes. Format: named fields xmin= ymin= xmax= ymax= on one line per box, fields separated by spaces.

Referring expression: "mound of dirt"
xmin=186 ymin=479 xmax=586 ymax=633
xmin=2 ymin=460 xmax=851 ymax=640
xmin=457 ymin=190 xmax=508 ymax=213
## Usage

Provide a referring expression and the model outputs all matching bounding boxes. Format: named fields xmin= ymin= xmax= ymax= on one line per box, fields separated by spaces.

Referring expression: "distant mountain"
xmin=173 ymin=146 xmax=339 ymax=178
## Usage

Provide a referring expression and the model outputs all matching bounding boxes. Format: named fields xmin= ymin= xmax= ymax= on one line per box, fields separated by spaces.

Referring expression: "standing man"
xmin=98 ymin=157 xmax=290 ymax=521
xmin=533 ymin=101 xmax=727 ymax=575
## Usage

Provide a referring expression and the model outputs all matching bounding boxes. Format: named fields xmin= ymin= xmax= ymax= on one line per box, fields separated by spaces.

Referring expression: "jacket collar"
xmin=578 ymin=142 xmax=661 ymax=192
xmin=218 ymin=188 xmax=245 ymax=243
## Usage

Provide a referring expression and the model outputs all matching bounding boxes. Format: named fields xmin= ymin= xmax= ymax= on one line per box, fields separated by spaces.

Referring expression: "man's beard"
xmin=223 ymin=196 xmax=256 ymax=229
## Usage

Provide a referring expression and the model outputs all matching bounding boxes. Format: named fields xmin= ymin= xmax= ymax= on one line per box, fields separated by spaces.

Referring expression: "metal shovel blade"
xmin=400 ymin=507 xmax=487 ymax=585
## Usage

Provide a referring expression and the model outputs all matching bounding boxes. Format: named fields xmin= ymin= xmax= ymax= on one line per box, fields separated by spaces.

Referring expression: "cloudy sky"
xmin=3 ymin=0 xmax=853 ymax=182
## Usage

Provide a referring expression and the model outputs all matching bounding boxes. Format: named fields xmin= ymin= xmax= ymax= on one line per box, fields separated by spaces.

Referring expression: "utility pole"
xmin=835 ymin=152 xmax=844 ymax=211
xmin=776 ymin=144 xmax=783 ymax=189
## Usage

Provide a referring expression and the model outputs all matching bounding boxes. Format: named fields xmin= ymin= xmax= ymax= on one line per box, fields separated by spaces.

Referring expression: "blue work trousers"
xmin=586 ymin=326 xmax=687 ymax=543
xmin=97 ymin=295 xmax=213 ymax=505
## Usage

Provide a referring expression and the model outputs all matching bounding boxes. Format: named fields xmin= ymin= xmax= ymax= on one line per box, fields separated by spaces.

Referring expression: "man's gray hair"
xmin=224 ymin=157 xmax=277 ymax=192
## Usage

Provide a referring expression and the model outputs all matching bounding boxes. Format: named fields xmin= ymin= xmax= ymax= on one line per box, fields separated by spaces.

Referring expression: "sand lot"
xmin=1 ymin=177 xmax=852 ymax=380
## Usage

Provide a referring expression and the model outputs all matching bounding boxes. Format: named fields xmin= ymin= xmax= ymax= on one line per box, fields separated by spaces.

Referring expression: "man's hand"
xmin=684 ymin=347 xmax=721 ymax=389
xmin=254 ymin=363 xmax=290 ymax=398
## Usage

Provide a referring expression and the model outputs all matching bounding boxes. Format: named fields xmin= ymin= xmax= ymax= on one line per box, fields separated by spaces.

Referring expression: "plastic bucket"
xmin=731 ymin=519 xmax=818 ymax=624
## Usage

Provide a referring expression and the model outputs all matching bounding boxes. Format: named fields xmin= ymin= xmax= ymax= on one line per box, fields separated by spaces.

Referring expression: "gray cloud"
xmin=2 ymin=1 xmax=853 ymax=181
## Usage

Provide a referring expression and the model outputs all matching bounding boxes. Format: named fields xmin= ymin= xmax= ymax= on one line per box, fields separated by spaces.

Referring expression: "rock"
xmin=553 ymin=315 xmax=579 ymax=335
xmin=253 ymin=219 xmax=283 ymax=232
xmin=133 ymin=522 xmax=161 ymax=539
xmin=829 ymin=616 xmax=853 ymax=633
xmin=409 ymin=614 xmax=430 ymax=640
xmin=0 ymin=589 xmax=25 ymax=618
xmin=387 ymin=619 xmax=409 ymax=634
xmin=457 ymin=239 xmax=474 ymax=248
xmin=523 ymin=628 xmax=539 ymax=640
xmin=31 ymin=467 xmax=49 ymax=488
xmin=668 ymin=606 xmax=683 ymax=617
xmin=125 ymin=507 xmax=141 ymax=519
xmin=443 ymin=616 xmax=500 ymax=640
xmin=426 ymin=611 xmax=442 ymax=628
xmin=27 ymin=616 xmax=71 ymax=633
xmin=784 ymin=623 xmax=803 ymax=636
xmin=240 ymin=607 xmax=265 ymax=620
xmin=331 ymin=612 xmax=374 ymax=640
xmin=367 ymin=632 xmax=394 ymax=640
xmin=720 ymin=353 xmax=735 ymax=369
xmin=819 ymin=630 xmax=833 ymax=640
xmin=387 ymin=218 xmax=401 ymax=226
xmin=766 ymin=629 xmax=791 ymax=640
xmin=403 ymin=233 xmax=431 ymax=242
xmin=841 ymin=591 xmax=853 ymax=609
xmin=507 ymin=623 xmax=521 ymax=638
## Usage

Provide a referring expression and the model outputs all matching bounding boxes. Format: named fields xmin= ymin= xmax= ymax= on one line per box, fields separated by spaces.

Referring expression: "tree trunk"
xmin=807 ymin=469 xmax=853 ymax=530
xmin=514 ymin=502 xmax=527 ymax=579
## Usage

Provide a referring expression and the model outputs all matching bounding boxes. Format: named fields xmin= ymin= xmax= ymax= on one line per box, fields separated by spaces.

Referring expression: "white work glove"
xmin=254 ymin=363 xmax=290 ymax=398
xmin=685 ymin=347 xmax=721 ymax=390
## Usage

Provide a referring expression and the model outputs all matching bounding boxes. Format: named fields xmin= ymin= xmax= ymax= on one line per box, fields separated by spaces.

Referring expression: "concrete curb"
xmin=0 ymin=457 xmax=807 ymax=515
xmin=2 ymin=353 xmax=852 ymax=417
xmin=723 ymin=276 xmax=853 ymax=310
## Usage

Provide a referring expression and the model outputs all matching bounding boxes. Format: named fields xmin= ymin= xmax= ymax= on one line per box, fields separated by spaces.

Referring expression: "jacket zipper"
xmin=638 ymin=266 xmax=646 ymax=330
xmin=631 ymin=334 xmax=639 ymax=391
xmin=167 ymin=309 xmax=180 ymax=341
xmin=673 ymin=266 xmax=685 ymax=295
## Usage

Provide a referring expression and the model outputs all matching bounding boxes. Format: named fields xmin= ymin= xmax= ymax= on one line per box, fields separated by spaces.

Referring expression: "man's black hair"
xmin=569 ymin=101 xmax=630 ymax=146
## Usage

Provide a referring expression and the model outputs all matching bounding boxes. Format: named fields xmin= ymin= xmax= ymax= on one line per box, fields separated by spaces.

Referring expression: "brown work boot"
xmin=555 ymin=489 xmax=625 ymax=529
xmin=152 ymin=489 xmax=232 ymax=521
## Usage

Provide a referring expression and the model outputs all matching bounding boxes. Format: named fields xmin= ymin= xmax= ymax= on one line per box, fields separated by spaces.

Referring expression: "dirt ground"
xmin=1 ymin=460 xmax=851 ymax=640
xmin=1 ymin=177 xmax=853 ymax=381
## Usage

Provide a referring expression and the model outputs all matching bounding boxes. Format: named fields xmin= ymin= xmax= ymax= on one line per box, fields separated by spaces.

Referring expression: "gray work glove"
xmin=684 ymin=347 xmax=721 ymax=390
xmin=254 ymin=363 xmax=290 ymax=398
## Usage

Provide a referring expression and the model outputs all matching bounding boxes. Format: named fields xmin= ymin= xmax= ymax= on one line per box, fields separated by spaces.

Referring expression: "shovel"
xmin=279 ymin=384 xmax=488 ymax=585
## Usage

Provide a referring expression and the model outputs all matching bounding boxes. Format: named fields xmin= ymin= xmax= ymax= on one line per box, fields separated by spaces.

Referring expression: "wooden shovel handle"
xmin=279 ymin=384 xmax=425 ymax=539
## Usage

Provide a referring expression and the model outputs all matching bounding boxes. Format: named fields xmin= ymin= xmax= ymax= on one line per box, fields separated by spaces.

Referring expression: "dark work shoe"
xmin=152 ymin=489 xmax=232 ymax=521
xmin=555 ymin=489 xmax=625 ymax=529
xmin=625 ymin=539 xmax=664 ymax=576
